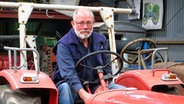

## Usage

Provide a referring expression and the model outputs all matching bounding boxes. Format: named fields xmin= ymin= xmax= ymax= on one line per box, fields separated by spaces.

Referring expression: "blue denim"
xmin=108 ymin=82 xmax=126 ymax=89
xmin=57 ymin=82 xmax=126 ymax=104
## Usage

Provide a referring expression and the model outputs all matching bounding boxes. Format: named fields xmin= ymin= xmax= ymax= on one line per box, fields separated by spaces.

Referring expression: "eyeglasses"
xmin=74 ymin=20 xmax=94 ymax=27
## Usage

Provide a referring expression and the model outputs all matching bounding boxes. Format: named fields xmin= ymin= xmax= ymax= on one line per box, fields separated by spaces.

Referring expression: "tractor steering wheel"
xmin=120 ymin=38 xmax=157 ymax=65
xmin=75 ymin=50 xmax=123 ymax=82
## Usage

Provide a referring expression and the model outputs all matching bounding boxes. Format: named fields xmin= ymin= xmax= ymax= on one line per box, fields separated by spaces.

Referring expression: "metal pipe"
xmin=0 ymin=35 xmax=19 ymax=39
xmin=0 ymin=2 xmax=134 ymax=14
xmin=138 ymin=48 xmax=156 ymax=70
xmin=4 ymin=46 xmax=40 ymax=74
xmin=137 ymin=48 xmax=168 ymax=70
xmin=151 ymin=47 xmax=168 ymax=71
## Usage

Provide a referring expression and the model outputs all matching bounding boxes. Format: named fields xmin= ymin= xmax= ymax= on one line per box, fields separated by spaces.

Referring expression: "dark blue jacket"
xmin=52 ymin=28 xmax=111 ymax=92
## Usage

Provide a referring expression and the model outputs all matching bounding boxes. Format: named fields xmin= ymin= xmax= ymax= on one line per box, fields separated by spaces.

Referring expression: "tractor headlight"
xmin=20 ymin=74 xmax=39 ymax=84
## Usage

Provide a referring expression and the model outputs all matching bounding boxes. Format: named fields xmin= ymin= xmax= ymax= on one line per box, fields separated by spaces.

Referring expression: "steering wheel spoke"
xmin=79 ymin=63 xmax=98 ymax=70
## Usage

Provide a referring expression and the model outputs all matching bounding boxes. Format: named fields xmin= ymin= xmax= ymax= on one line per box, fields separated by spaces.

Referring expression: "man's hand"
xmin=78 ymin=88 xmax=93 ymax=103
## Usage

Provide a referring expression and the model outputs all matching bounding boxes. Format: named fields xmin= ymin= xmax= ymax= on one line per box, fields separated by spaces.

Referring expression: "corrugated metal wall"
xmin=118 ymin=0 xmax=184 ymax=61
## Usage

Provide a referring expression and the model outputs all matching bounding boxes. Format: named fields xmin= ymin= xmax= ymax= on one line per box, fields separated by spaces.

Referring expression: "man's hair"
xmin=72 ymin=8 xmax=94 ymax=21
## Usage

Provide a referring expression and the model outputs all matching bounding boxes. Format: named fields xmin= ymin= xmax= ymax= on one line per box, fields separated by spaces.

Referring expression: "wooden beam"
xmin=155 ymin=40 xmax=184 ymax=45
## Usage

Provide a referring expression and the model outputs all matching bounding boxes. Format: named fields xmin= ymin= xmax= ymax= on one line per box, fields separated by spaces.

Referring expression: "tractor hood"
xmin=87 ymin=89 xmax=184 ymax=104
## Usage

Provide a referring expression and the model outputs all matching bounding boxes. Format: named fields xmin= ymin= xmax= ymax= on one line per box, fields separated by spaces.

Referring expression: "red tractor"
xmin=73 ymin=47 xmax=184 ymax=104
xmin=0 ymin=46 xmax=58 ymax=104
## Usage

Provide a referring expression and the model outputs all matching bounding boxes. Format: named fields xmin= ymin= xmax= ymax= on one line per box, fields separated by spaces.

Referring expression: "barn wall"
xmin=117 ymin=0 xmax=184 ymax=61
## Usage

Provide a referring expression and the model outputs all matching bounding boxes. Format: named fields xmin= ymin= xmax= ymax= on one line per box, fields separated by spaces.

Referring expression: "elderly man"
xmin=52 ymin=8 xmax=125 ymax=104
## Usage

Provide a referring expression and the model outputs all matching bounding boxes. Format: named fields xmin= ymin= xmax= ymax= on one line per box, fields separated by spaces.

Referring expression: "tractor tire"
xmin=0 ymin=85 xmax=41 ymax=104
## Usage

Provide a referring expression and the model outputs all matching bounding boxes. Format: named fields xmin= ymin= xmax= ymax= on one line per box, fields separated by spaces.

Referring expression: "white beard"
xmin=74 ymin=28 xmax=93 ymax=40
